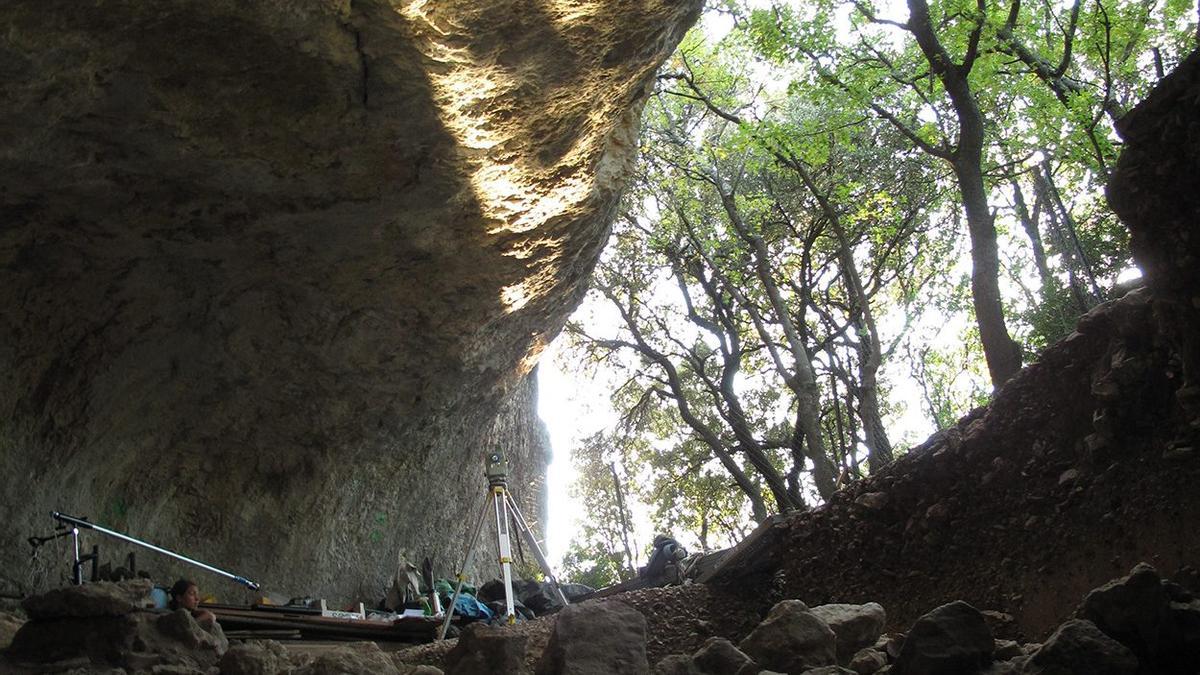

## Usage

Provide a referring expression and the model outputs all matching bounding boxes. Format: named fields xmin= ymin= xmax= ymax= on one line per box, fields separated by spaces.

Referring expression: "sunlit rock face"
xmin=0 ymin=0 xmax=700 ymax=599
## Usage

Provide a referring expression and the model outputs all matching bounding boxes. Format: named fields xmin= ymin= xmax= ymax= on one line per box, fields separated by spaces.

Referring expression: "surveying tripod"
xmin=437 ymin=451 xmax=568 ymax=640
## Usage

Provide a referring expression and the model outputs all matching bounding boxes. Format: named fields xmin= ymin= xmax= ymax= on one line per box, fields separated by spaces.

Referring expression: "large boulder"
xmin=10 ymin=579 xmax=227 ymax=670
xmin=536 ymin=600 xmax=650 ymax=675
xmin=444 ymin=623 xmax=529 ymax=675
xmin=1023 ymin=619 xmax=1138 ymax=675
xmin=690 ymin=637 xmax=759 ymax=675
xmin=22 ymin=579 xmax=154 ymax=620
xmin=219 ymin=639 xmax=292 ymax=675
xmin=738 ymin=600 xmax=838 ymax=674
xmin=1078 ymin=563 xmax=1167 ymax=656
xmin=809 ymin=603 xmax=887 ymax=665
xmin=893 ymin=601 xmax=993 ymax=675
xmin=1077 ymin=563 xmax=1200 ymax=672
xmin=9 ymin=610 xmax=227 ymax=671
xmin=654 ymin=653 xmax=698 ymax=675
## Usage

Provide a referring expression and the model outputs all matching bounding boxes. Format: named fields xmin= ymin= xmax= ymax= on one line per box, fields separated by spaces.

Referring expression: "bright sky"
xmin=537 ymin=302 xmax=619 ymax=567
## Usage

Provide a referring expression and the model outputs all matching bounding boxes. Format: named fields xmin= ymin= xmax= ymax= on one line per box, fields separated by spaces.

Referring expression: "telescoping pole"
xmin=51 ymin=512 xmax=260 ymax=590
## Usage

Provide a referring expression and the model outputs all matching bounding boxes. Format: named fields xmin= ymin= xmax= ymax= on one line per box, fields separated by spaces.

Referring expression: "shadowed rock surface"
xmin=0 ymin=0 xmax=701 ymax=600
xmin=8 ymin=581 xmax=228 ymax=672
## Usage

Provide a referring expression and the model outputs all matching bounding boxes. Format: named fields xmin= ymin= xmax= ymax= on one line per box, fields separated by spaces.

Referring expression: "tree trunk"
xmin=717 ymin=187 xmax=838 ymax=499
xmin=601 ymin=287 xmax=771 ymax=522
xmin=1012 ymin=176 xmax=1051 ymax=283
xmin=907 ymin=0 xmax=1022 ymax=388
xmin=783 ymin=155 xmax=895 ymax=470
xmin=674 ymin=262 xmax=801 ymax=512
xmin=609 ymin=462 xmax=637 ymax=579
xmin=1036 ymin=160 xmax=1102 ymax=306
xmin=953 ymin=156 xmax=1023 ymax=387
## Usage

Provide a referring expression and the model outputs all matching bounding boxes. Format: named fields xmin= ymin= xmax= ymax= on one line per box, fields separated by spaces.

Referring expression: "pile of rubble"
xmin=393 ymin=561 xmax=1197 ymax=674
xmin=649 ymin=563 xmax=1199 ymax=675
xmin=2 ymin=562 xmax=1196 ymax=673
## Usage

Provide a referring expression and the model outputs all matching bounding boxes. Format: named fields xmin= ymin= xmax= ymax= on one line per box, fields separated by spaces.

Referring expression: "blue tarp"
xmin=452 ymin=592 xmax=494 ymax=620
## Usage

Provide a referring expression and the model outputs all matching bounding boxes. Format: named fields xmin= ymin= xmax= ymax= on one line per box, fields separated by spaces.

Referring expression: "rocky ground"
xmin=1 ymin=561 xmax=1196 ymax=673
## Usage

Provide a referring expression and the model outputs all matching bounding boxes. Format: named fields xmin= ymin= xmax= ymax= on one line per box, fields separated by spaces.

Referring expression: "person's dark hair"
xmin=168 ymin=579 xmax=196 ymax=610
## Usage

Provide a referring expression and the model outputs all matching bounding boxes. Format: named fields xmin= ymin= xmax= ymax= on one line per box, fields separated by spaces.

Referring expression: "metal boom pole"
xmin=51 ymin=512 xmax=260 ymax=590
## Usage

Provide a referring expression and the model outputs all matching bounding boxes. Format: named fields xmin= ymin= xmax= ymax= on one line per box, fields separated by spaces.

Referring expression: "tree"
xmin=568 ymin=35 xmax=949 ymax=519
xmin=559 ymin=432 xmax=640 ymax=587
xmin=557 ymin=0 xmax=1191 ymax=553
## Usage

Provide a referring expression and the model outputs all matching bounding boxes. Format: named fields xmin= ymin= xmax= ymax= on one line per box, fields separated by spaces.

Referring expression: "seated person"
xmin=168 ymin=578 xmax=217 ymax=627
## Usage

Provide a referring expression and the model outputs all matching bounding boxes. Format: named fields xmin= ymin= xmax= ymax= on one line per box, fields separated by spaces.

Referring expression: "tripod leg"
xmin=505 ymin=493 xmax=569 ymax=607
xmin=438 ymin=492 xmax=493 ymax=641
xmin=493 ymin=487 xmax=517 ymax=624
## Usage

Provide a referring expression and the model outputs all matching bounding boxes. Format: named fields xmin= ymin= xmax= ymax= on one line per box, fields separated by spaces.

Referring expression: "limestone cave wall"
xmin=0 ymin=0 xmax=700 ymax=601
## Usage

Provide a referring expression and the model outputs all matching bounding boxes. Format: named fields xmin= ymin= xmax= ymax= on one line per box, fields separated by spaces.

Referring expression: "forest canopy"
xmin=554 ymin=0 xmax=1198 ymax=589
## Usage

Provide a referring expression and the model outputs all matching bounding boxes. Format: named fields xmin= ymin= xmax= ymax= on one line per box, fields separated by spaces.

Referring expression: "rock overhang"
xmin=0 ymin=0 xmax=702 ymax=599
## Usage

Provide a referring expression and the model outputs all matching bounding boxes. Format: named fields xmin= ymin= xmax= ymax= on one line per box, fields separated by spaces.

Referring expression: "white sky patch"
xmin=538 ymin=297 xmax=622 ymax=567
xmin=1115 ymin=265 xmax=1143 ymax=285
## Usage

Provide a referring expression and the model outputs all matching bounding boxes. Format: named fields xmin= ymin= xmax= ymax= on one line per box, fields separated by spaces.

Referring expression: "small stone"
xmin=848 ymin=648 xmax=887 ymax=674
xmin=1163 ymin=446 xmax=1194 ymax=461
xmin=1084 ymin=433 xmax=1111 ymax=455
xmin=1092 ymin=381 xmax=1121 ymax=402
xmin=991 ymin=639 xmax=1022 ymax=661
xmin=856 ymin=492 xmax=890 ymax=511
xmin=1058 ymin=469 xmax=1079 ymax=486
xmin=924 ymin=503 xmax=950 ymax=526
xmin=882 ymin=634 xmax=904 ymax=660
xmin=0 ymin=611 xmax=25 ymax=651
xmin=976 ymin=663 xmax=1020 ymax=675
